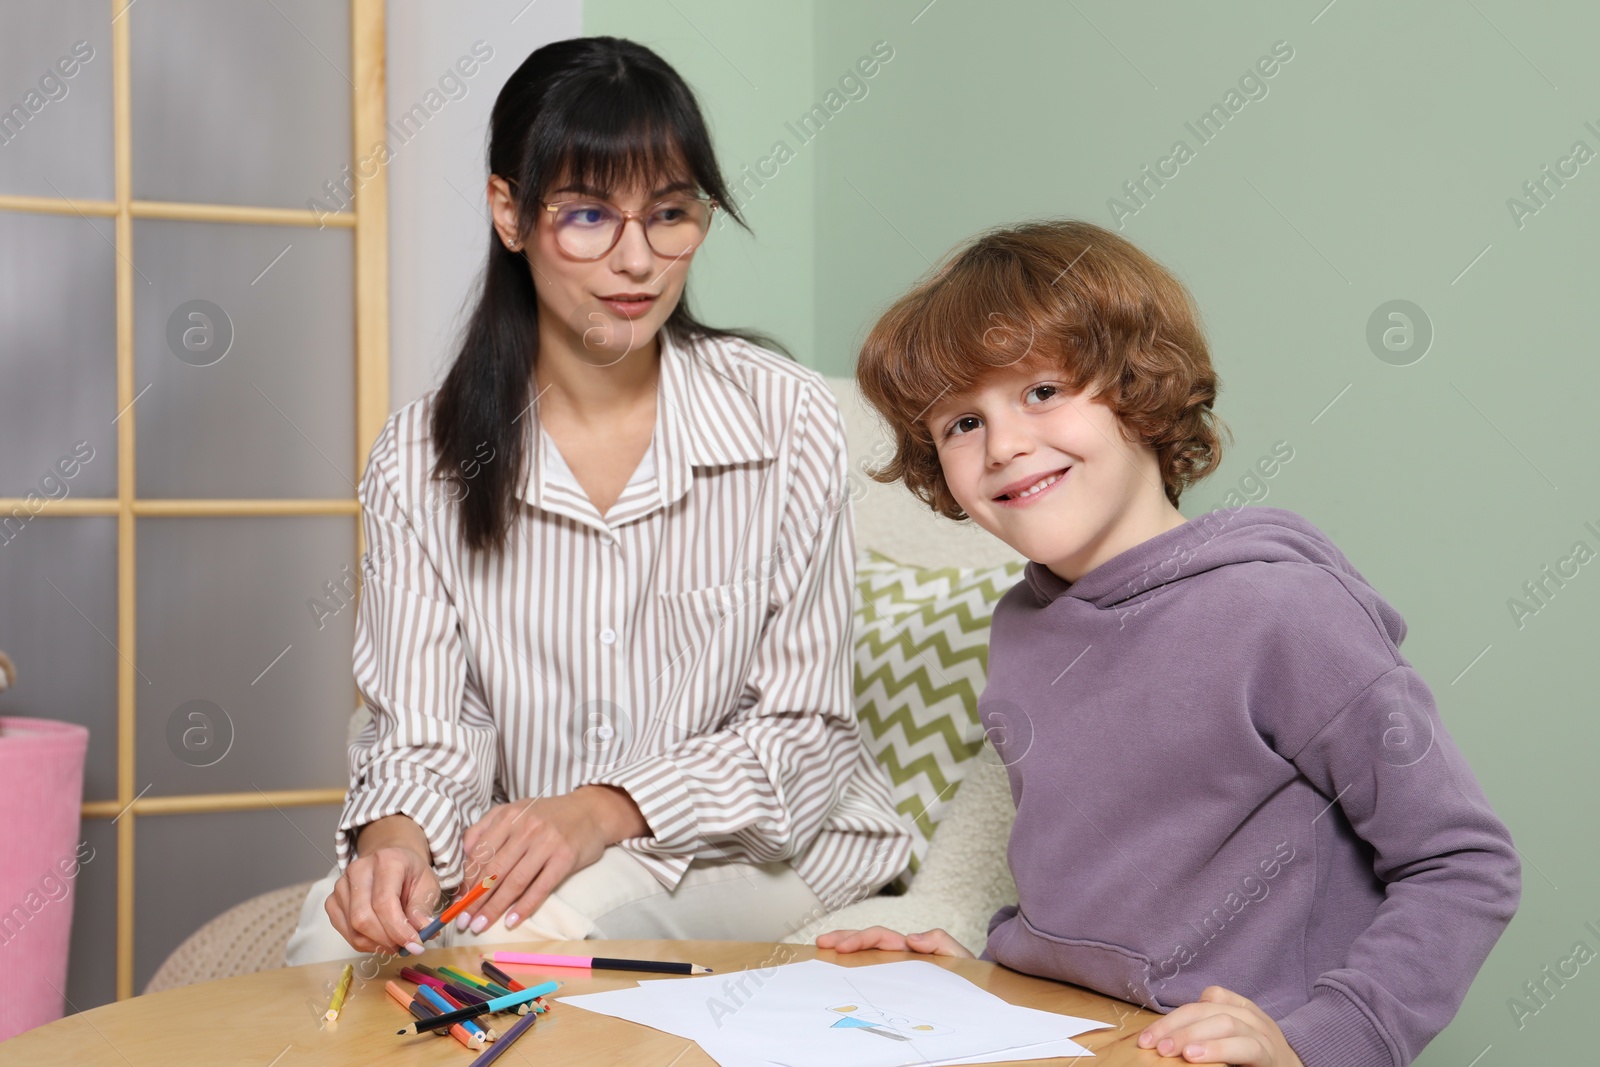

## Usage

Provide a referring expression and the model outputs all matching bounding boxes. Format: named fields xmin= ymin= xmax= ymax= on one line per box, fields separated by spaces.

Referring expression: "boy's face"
xmin=924 ymin=360 xmax=1183 ymax=583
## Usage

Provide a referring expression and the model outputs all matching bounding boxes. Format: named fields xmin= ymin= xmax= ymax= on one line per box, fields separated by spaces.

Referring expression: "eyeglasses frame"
xmin=531 ymin=191 xmax=720 ymax=261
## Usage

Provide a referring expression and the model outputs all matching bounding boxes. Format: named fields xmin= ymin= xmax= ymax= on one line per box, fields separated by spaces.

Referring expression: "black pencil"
xmin=395 ymin=980 xmax=558 ymax=1036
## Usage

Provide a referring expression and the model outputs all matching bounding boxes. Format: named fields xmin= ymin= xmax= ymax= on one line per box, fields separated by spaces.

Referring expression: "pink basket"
xmin=0 ymin=717 xmax=90 ymax=1040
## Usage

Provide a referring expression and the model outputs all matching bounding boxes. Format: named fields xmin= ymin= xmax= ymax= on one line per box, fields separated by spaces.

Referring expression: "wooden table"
xmin=0 ymin=940 xmax=1222 ymax=1065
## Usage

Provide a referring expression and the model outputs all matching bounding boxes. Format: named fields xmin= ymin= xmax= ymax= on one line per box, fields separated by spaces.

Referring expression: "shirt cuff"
xmin=588 ymin=755 xmax=701 ymax=866
xmin=338 ymin=778 xmax=467 ymax=891
xmin=1276 ymin=983 xmax=1398 ymax=1067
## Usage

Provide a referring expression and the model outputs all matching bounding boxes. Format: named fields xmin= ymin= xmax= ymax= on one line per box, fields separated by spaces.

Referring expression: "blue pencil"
xmin=415 ymin=982 xmax=491 ymax=1042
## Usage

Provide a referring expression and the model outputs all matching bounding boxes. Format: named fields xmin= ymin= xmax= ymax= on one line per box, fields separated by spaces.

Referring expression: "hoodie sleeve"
xmin=1272 ymin=652 xmax=1521 ymax=1066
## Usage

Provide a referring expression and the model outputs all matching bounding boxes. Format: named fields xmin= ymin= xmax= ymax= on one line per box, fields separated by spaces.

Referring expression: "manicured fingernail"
xmin=405 ymin=941 xmax=425 ymax=955
xmin=470 ymin=914 xmax=489 ymax=934
xmin=504 ymin=912 xmax=520 ymax=930
xmin=455 ymin=912 xmax=471 ymax=932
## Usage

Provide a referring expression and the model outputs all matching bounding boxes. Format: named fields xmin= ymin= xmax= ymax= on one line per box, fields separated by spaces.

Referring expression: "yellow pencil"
xmin=323 ymin=963 xmax=354 ymax=1023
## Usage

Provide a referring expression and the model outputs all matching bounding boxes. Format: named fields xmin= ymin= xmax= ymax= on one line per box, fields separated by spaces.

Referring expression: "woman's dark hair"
xmin=429 ymin=36 xmax=783 ymax=554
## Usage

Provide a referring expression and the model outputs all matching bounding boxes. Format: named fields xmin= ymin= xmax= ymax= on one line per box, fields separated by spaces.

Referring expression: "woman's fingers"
xmin=324 ymin=875 xmax=382 ymax=953
xmin=459 ymin=804 xmax=525 ymax=910
xmin=461 ymin=805 xmax=506 ymax=873
xmin=367 ymin=850 xmax=426 ymax=951
xmin=463 ymin=837 xmax=545 ymax=933
xmin=501 ymin=846 xmax=575 ymax=929
xmin=338 ymin=861 xmax=394 ymax=951
xmin=324 ymin=849 xmax=437 ymax=955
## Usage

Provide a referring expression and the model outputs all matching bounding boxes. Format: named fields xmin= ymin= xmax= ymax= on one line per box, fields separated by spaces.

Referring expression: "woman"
xmin=285 ymin=36 xmax=910 ymax=964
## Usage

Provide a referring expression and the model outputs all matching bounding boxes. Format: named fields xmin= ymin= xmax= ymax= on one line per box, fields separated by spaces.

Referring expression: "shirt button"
xmin=598 ymin=627 xmax=617 ymax=645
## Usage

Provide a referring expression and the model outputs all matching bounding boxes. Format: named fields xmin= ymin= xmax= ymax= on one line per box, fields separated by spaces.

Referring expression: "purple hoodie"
xmin=979 ymin=506 xmax=1519 ymax=1067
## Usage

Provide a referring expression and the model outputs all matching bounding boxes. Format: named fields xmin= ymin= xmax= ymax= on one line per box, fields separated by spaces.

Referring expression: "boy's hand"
xmin=1137 ymin=986 xmax=1305 ymax=1066
xmin=816 ymin=926 xmax=974 ymax=958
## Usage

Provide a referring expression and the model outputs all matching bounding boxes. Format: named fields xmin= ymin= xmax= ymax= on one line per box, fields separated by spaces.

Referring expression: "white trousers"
xmin=284 ymin=845 xmax=824 ymax=966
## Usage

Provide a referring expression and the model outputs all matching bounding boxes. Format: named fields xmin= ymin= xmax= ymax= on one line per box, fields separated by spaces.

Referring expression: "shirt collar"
xmin=520 ymin=328 xmax=775 ymax=518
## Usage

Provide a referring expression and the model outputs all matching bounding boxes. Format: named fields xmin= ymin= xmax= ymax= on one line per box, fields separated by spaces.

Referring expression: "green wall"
xmin=589 ymin=2 xmax=1598 ymax=1062
xmin=586 ymin=0 xmax=817 ymax=362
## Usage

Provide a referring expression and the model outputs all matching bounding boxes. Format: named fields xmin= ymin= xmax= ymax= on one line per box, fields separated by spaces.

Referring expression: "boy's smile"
xmin=992 ymin=465 xmax=1072 ymax=507
xmin=926 ymin=360 xmax=1187 ymax=583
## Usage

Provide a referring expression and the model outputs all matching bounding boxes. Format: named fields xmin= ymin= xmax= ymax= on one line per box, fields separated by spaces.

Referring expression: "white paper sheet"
xmin=558 ymin=959 xmax=1112 ymax=1067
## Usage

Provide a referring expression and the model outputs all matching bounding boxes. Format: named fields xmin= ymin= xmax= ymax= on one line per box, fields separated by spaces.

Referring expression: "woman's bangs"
xmin=536 ymin=91 xmax=698 ymax=200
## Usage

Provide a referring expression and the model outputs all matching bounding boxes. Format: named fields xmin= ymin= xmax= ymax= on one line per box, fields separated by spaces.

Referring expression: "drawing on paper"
xmin=826 ymin=1003 xmax=953 ymax=1041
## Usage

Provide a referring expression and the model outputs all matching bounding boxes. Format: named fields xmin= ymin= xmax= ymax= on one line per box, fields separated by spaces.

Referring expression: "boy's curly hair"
xmin=856 ymin=219 xmax=1230 ymax=521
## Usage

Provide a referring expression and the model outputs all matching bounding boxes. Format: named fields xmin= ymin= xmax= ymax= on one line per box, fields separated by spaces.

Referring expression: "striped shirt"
xmin=338 ymin=328 xmax=913 ymax=911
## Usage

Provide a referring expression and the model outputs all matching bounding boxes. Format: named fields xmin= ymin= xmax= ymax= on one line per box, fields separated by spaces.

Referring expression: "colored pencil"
xmin=323 ymin=962 xmax=354 ymax=1022
xmin=436 ymin=966 xmax=528 ymax=1014
xmin=399 ymin=874 xmax=497 ymax=956
xmin=439 ymin=873 xmax=497 ymax=925
xmin=466 ymin=1004 xmax=539 ymax=1067
xmin=435 ymin=985 xmax=500 ymax=1040
xmin=480 ymin=960 xmax=525 ymax=991
xmin=384 ymin=979 xmax=441 ymax=1035
xmin=395 ymin=980 xmax=559 ymax=1036
xmin=385 ymin=980 xmax=483 ymax=1049
xmin=440 ymin=965 xmax=515 ymax=998
xmin=485 ymin=951 xmax=712 ymax=975
xmin=442 ymin=981 xmax=492 ymax=1008
xmin=398 ymin=965 xmax=448 ymax=992
xmin=416 ymin=982 xmax=492 ymax=1043
xmin=440 ymin=966 xmax=529 ymax=1013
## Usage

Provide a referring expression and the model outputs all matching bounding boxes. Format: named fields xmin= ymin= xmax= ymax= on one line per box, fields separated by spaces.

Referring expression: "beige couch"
xmin=144 ymin=376 xmax=1023 ymax=991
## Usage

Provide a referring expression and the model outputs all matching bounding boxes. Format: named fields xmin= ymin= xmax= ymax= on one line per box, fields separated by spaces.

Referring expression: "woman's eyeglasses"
xmin=538 ymin=195 xmax=718 ymax=260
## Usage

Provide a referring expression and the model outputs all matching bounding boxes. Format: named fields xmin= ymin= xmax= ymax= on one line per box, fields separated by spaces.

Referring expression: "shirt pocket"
xmin=651 ymin=578 xmax=769 ymax=739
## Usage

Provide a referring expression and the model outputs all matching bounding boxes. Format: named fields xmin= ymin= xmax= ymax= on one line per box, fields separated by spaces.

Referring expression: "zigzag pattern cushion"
xmin=854 ymin=549 xmax=1025 ymax=888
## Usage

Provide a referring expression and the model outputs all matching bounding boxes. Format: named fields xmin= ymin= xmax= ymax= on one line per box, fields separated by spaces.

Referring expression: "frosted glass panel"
xmin=135 ymin=516 xmax=356 ymax=796
xmin=0 ymin=518 xmax=119 ymax=801
xmin=132 ymin=219 xmax=355 ymax=498
xmin=130 ymin=0 xmax=350 ymax=211
xmin=63 ymin=818 xmax=117 ymax=1012
xmin=0 ymin=0 xmax=114 ymax=201
xmin=134 ymin=805 xmax=340 ymax=991
xmin=0 ymin=212 xmax=118 ymax=498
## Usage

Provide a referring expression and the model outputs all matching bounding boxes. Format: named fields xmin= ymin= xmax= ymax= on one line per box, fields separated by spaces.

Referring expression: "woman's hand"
xmin=816 ymin=926 xmax=975 ymax=958
xmin=456 ymin=785 xmax=647 ymax=932
xmin=325 ymin=814 xmax=440 ymax=955
xmin=1137 ymin=986 xmax=1306 ymax=1065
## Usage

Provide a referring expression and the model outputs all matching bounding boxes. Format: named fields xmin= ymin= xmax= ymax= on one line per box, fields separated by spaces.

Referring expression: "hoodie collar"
xmin=1023 ymin=513 xmax=1213 ymax=609
xmin=1025 ymin=507 xmax=1351 ymax=610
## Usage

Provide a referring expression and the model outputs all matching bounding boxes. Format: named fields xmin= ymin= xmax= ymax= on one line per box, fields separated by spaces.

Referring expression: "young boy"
xmin=818 ymin=220 xmax=1520 ymax=1067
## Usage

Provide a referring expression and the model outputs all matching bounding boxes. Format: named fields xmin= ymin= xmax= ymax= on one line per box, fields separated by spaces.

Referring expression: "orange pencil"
xmin=385 ymin=979 xmax=484 ymax=1050
xmin=401 ymin=874 xmax=498 ymax=955
xmin=440 ymin=874 xmax=498 ymax=924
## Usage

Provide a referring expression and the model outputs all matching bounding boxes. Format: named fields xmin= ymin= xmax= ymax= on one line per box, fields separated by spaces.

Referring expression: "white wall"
xmin=384 ymin=0 xmax=584 ymax=411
